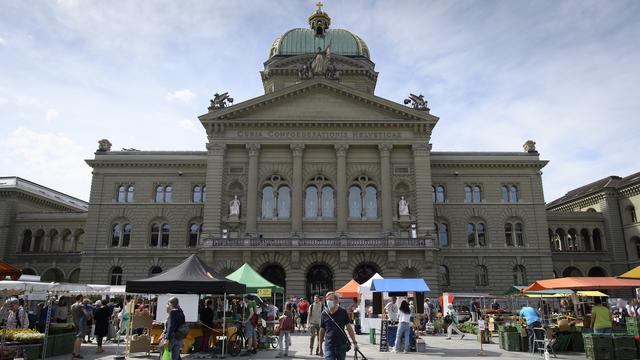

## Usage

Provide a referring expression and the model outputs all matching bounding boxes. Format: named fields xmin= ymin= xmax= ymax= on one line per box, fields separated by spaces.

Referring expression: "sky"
xmin=0 ymin=0 xmax=638 ymax=203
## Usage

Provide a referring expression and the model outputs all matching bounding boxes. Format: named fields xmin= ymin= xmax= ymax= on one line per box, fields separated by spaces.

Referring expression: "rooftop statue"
xmin=404 ymin=93 xmax=430 ymax=111
xmin=208 ymin=92 xmax=234 ymax=111
xmin=311 ymin=44 xmax=331 ymax=76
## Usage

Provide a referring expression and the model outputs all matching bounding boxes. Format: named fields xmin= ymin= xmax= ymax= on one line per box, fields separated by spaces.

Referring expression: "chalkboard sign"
xmin=379 ymin=320 xmax=389 ymax=351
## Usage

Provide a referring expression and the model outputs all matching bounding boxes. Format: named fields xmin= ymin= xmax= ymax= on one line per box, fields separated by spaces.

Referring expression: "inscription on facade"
xmin=236 ymin=130 xmax=402 ymax=139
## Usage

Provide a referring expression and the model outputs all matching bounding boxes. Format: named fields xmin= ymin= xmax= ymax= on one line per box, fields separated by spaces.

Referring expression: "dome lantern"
xmin=308 ymin=1 xmax=331 ymax=36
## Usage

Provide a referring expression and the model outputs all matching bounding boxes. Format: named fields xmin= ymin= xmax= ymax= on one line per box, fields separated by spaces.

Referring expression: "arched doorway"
xmin=68 ymin=269 xmax=80 ymax=283
xmin=562 ymin=266 xmax=583 ymax=277
xmin=150 ymin=266 xmax=163 ymax=276
xmin=353 ymin=263 xmax=379 ymax=284
xmin=22 ymin=268 xmax=37 ymax=276
xmin=41 ymin=268 xmax=64 ymax=282
xmin=306 ymin=264 xmax=333 ymax=300
xmin=588 ymin=267 xmax=607 ymax=277
xmin=401 ymin=267 xmax=419 ymax=278
xmin=260 ymin=264 xmax=286 ymax=290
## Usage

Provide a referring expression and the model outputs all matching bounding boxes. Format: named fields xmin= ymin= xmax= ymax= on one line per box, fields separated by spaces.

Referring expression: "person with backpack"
xmin=276 ymin=303 xmax=294 ymax=357
xmin=319 ymin=291 xmax=359 ymax=360
xmin=160 ymin=297 xmax=187 ymax=360
xmin=307 ymin=294 xmax=324 ymax=355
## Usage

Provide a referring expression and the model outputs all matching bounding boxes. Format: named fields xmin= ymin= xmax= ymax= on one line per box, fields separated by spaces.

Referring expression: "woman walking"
xmin=392 ymin=300 xmax=412 ymax=353
xmin=93 ymin=301 xmax=109 ymax=353
xmin=445 ymin=304 xmax=465 ymax=340
xmin=276 ymin=303 xmax=294 ymax=358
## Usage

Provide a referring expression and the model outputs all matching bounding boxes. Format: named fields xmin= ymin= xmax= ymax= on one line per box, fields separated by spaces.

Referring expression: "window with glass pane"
xmin=348 ymin=186 xmax=361 ymax=218
xmin=438 ymin=223 xmax=449 ymax=247
xmin=22 ymin=230 xmax=32 ymax=252
xmin=322 ymin=186 xmax=334 ymax=218
xmin=161 ymin=223 xmax=170 ymax=247
xmin=477 ymin=223 xmax=486 ymax=246
xmin=476 ymin=265 xmax=488 ymax=286
xmin=122 ymin=224 xmax=131 ymax=247
xmin=436 ymin=185 xmax=445 ymax=203
xmin=110 ymin=267 xmax=123 ymax=285
xmin=150 ymin=223 xmax=160 ymax=247
xmin=505 ymin=223 xmax=514 ymax=246
xmin=439 ymin=265 xmax=450 ymax=286
xmin=277 ymin=186 xmax=291 ymax=218
xmin=592 ymin=229 xmax=603 ymax=250
xmin=515 ymin=223 xmax=524 ymax=247
xmin=262 ymin=186 xmax=274 ymax=219
xmin=117 ymin=185 xmax=126 ymax=202
xmin=513 ymin=265 xmax=527 ymax=285
xmin=155 ymin=186 xmax=164 ymax=203
xmin=472 ymin=186 xmax=481 ymax=202
xmin=202 ymin=186 xmax=207 ymax=202
xmin=305 ymin=186 xmax=318 ymax=218
xmin=501 ymin=186 xmax=509 ymax=202
xmin=164 ymin=186 xmax=172 ymax=202
xmin=464 ymin=186 xmax=472 ymax=202
xmin=510 ymin=186 xmax=518 ymax=203
xmin=188 ymin=224 xmax=199 ymax=248
xmin=467 ymin=223 xmax=476 ymax=247
xmin=193 ymin=185 xmax=202 ymax=203
xmin=432 ymin=186 xmax=436 ymax=203
xmin=112 ymin=224 xmax=122 ymax=247
xmin=364 ymin=186 xmax=377 ymax=219
xmin=127 ymin=185 xmax=134 ymax=202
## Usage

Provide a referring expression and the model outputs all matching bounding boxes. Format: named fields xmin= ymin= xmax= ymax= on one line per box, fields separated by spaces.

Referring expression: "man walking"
xmin=319 ymin=292 xmax=359 ymax=360
xmin=298 ymin=297 xmax=309 ymax=333
xmin=71 ymin=294 xmax=86 ymax=359
xmin=307 ymin=295 xmax=324 ymax=355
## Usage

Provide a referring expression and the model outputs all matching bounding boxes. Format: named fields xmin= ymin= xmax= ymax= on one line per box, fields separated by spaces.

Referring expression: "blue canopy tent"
xmin=370 ymin=278 xmax=430 ymax=293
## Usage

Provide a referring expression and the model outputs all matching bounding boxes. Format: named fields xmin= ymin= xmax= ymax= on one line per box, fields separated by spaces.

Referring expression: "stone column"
xmin=412 ymin=143 xmax=436 ymax=239
xmin=378 ymin=144 xmax=393 ymax=234
xmin=245 ymin=144 xmax=261 ymax=236
xmin=203 ymin=142 xmax=226 ymax=239
xmin=290 ymin=144 xmax=305 ymax=236
xmin=335 ymin=144 xmax=349 ymax=235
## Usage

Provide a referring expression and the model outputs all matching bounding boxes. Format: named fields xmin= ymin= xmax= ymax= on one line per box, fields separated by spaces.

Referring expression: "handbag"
xmin=274 ymin=324 xmax=281 ymax=336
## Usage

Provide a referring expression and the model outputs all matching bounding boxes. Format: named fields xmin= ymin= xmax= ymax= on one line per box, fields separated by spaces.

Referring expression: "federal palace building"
xmin=2 ymin=6 xmax=639 ymax=298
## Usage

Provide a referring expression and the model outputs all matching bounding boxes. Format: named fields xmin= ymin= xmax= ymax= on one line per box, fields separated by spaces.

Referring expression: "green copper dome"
xmin=269 ymin=28 xmax=370 ymax=59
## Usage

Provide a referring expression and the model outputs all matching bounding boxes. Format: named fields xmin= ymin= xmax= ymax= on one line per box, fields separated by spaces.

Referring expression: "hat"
xmin=168 ymin=296 xmax=179 ymax=307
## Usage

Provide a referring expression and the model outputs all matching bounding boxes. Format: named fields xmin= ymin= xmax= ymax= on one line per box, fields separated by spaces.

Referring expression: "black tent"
xmin=125 ymin=254 xmax=246 ymax=294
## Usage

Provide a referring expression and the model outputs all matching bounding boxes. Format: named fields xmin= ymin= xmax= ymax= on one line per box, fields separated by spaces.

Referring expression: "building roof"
xmin=547 ymin=170 xmax=640 ymax=208
xmin=0 ymin=177 xmax=88 ymax=212
xmin=269 ymin=28 xmax=370 ymax=59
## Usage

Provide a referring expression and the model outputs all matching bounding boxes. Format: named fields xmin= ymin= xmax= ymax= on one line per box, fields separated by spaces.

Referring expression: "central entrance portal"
xmin=306 ymin=264 xmax=333 ymax=299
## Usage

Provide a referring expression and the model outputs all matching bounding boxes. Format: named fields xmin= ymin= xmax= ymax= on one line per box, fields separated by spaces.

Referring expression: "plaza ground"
xmin=46 ymin=332 xmax=587 ymax=360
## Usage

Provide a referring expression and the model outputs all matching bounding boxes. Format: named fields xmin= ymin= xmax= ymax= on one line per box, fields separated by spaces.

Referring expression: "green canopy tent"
xmin=226 ymin=263 xmax=285 ymax=295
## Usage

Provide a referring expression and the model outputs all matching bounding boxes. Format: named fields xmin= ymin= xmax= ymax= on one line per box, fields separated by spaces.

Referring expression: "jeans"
xmin=278 ymin=330 xmax=290 ymax=355
xmin=593 ymin=327 xmax=612 ymax=334
xmin=160 ymin=339 xmax=183 ymax=360
xmin=394 ymin=321 xmax=411 ymax=352
xmin=324 ymin=342 xmax=348 ymax=360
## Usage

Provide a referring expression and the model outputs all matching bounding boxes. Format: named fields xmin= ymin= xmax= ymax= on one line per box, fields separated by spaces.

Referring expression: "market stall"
xmin=126 ymin=254 xmax=246 ymax=356
xmin=0 ymin=261 xmax=22 ymax=281
xmin=336 ymin=279 xmax=360 ymax=299
xmin=358 ymin=273 xmax=383 ymax=334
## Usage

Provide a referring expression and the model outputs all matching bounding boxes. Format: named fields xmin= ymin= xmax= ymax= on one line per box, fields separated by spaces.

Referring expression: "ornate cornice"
xmin=290 ymin=143 xmax=305 ymax=156
xmin=378 ymin=143 xmax=393 ymax=154
xmin=430 ymin=161 xmax=546 ymax=169
xmin=86 ymin=160 xmax=206 ymax=168
xmin=246 ymin=143 xmax=261 ymax=157
xmin=548 ymin=193 xmax=605 ymax=212
xmin=412 ymin=143 xmax=431 ymax=154
xmin=334 ymin=144 xmax=349 ymax=157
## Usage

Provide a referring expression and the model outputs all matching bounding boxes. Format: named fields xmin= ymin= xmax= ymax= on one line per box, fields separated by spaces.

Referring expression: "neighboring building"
xmin=1 ymin=6 xmax=636 ymax=298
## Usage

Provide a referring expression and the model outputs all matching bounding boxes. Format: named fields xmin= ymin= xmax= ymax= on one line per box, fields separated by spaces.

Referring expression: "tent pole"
xmin=221 ymin=292 xmax=227 ymax=358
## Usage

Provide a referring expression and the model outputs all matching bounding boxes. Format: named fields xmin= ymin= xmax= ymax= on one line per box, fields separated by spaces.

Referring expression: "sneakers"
xmin=461 ymin=334 xmax=466 ymax=340
xmin=403 ymin=350 xmax=408 ymax=354
xmin=390 ymin=348 xmax=397 ymax=353
xmin=445 ymin=337 xmax=452 ymax=340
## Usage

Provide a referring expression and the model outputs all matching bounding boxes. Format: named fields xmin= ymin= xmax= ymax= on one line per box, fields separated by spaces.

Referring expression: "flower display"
xmin=0 ymin=329 xmax=45 ymax=343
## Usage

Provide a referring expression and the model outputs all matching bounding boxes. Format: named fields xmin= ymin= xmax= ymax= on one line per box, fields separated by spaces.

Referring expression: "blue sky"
xmin=0 ymin=0 xmax=638 ymax=202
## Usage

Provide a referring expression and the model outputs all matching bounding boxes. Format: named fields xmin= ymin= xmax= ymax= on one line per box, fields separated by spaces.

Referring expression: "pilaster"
xmin=378 ymin=144 xmax=393 ymax=234
xmin=290 ymin=144 xmax=305 ymax=236
xmin=245 ymin=144 xmax=261 ymax=236
xmin=203 ymin=142 xmax=226 ymax=238
xmin=412 ymin=143 xmax=435 ymax=239
xmin=335 ymin=144 xmax=349 ymax=235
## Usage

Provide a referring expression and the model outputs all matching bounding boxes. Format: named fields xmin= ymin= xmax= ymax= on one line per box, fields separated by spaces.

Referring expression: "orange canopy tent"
xmin=336 ymin=279 xmax=360 ymax=298
xmin=522 ymin=277 xmax=640 ymax=293
xmin=0 ymin=261 xmax=22 ymax=281
xmin=618 ymin=265 xmax=640 ymax=279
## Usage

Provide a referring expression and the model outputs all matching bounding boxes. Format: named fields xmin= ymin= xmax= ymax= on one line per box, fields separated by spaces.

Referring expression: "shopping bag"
xmin=162 ymin=346 xmax=172 ymax=360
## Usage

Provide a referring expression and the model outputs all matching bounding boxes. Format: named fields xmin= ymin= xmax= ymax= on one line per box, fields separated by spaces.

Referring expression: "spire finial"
xmin=309 ymin=1 xmax=330 ymax=35
xmin=316 ymin=1 xmax=323 ymax=11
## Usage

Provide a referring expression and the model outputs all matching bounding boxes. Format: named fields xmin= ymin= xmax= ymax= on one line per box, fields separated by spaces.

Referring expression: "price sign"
xmin=478 ymin=319 xmax=486 ymax=331
xmin=258 ymin=288 xmax=272 ymax=297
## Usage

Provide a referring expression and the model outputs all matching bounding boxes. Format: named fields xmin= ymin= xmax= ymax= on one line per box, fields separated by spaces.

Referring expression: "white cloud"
xmin=166 ymin=89 xmax=195 ymax=103
xmin=0 ymin=37 xmax=6 ymax=46
xmin=15 ymin=95 xmax=37 ymax=106
xmin=46 ymin=108 xmax=60 ymax=122
xmin=177 ymin=119 xmax=199 ymax=132
xmin=0 ymin=97 xmax=8 ymax=105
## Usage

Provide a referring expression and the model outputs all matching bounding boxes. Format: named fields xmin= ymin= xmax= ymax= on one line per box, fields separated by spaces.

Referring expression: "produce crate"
xmin=52 ymin=333 xmax=75 ymax=356
xmin=503 ymin=332 xmax=521 ymax=352
xmin=611 ymin=334 xmax=635 ymax=350
xmin=498 ymin=330 xmax=505 ymax=350
xmin=625 ymin=318 xmax=640 ymax=336
xmin=583 ymin=334 xmax=614 ymax=360
xmin=552 ymin=334 xmax=571 ymax=352
xmin=570 ymin=331 xmax=584 ymax=352
xmin=615 ymin=347 xmax=638 ymax=360
xmin=520 ymin=334 xmax=529 ymax=352
xmin=22 ymin=344 xmax=43 ymax=360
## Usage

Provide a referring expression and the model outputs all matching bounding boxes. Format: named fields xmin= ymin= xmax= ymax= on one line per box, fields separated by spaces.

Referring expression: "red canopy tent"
xmin=522 ymin=277 xmax=640 ymax=293
xmin=336 ymin=279 xmax=360 ymax=298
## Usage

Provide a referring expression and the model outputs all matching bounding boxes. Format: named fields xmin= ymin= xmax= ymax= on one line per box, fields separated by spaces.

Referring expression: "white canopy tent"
xmin=358 ymin=273 xmax=384 ymax=333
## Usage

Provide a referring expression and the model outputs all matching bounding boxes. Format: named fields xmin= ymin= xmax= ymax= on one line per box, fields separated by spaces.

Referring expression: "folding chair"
xmin=531 ymin=327 xmax=556 ymax=359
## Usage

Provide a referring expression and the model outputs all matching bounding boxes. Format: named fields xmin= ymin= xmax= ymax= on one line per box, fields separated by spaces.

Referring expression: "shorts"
xmin=244 ymin=321 xmax=256 ymax=337
xmin=75 ymin=323 xmax=84 ymax=338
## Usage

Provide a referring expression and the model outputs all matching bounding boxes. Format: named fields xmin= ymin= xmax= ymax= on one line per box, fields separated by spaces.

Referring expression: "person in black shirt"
xmin=199 ymin=299 xmax=214 ymax=353
xmin=319 ymin=292 xmax=358 ymax=360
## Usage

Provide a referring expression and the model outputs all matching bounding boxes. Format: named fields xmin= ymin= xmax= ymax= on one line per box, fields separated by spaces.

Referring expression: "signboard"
xmin=477 ymin=319 xmax=486 ymax=331
xmin=257 ymin=288 xmax=272 ymax=297
xmin=156 ymin=294 xmax=199 ymax=322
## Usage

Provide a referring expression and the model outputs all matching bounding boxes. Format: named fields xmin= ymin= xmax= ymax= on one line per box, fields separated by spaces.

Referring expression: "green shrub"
xmin=459 ymin=322 xmax=478 ymax=334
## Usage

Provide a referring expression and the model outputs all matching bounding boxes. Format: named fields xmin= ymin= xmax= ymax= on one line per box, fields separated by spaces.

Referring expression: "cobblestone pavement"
xmin=46 ymin=332 xmax=588 ymax=360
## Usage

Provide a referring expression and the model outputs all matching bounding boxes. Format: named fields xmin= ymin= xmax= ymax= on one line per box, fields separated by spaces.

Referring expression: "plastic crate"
xmin=22 ymin=345 xmax=43 ymax=360
xmin=611 ymin=334 xmax=636 ymax=350
xmin=615 ymin=347 xmax=638 ymax=360
xmin=503 ymin=332 xmax=521 ymax=351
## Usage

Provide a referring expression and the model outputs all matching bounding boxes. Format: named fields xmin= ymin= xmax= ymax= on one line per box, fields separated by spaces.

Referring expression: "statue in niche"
xmin=398 ymin=196 xmax=410 ymax=216
xmin=311 ymin=44 xmax=331 ymax=75
xmin=229 ymin=195 xmax=241 ymax=217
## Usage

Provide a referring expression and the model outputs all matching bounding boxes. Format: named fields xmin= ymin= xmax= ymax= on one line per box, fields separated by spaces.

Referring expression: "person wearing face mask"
xmin=319 ymin=292 xmax=358 ymax=360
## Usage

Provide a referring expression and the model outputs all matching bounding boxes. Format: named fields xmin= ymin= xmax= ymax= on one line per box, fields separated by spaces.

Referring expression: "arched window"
xmin=437 ymin=223 xmax=449 ymax=247
xmin=472 ymin=186 xmax=481 ymax=203
xmin=262 ymin=186 xmax=274 ymax=219
xmin=563 ymin=266 xmax=583 ymax=277
xmin=150 ymin=223 xmax=170 ymax=248
xmin=515 ymin=223 xmax=524 ymax=247
xmin=467 ymin=222 xmax=487 ymax=247
xmin=592 ymin=229 xmax=603 ymax=251
xmin=188 ymin=223 xmax=200 ymax=248
xmin=127 ymin=185 xmax=134 ymax=202
xmin=161 ymin=223 xmax=171 ymax=247
xmin=21 ymin=230 xmax=32 ymax=252
xmin=306 ymin=264 xmax=333 ymax=300
xmin=68 ymin=269 xmax=80 ymax=283
xmin=556 ymin=228 xmax=566 ymax=251
xmin=580 ymin=229 xmax=590 ymax=252
xmin=348 ymin=186 xmax=361 ymax=218
xmin=629 ymin=206 xmax=637 ymax=223
xmin=277 ymin=186 xmax=291 ymax=219
xmin=150 ymin=266 xmax=163 ymax=276
xmin=477 ymin=223 xmax=486 ymax=246
xmin=150 ymin=224 xmax=159 ymax=247
xmin=475 ymin=265 xmax=488 ymax=286
xmin=48 ymin=229 xmax=58 ymax=252
xmin=193 ymin=185 xmax=202 ymax=203
xmin=464 ymin=186 xmax=472 ymax=202
xmin=364 ymin=186 xmax=378 ymax=219
xmin=305 ymin=186 xmax=318 ymax=218
xmin=435 ymin=185 xmax=445 ymax=203
xmin=164 ymin=186 xmax=172 ymax=202
xmin=633 ymin=237 xmax=640 ymax=258
xmin=117 ymin=185 xmax=126 ymax=202
xmin=202 ymin=186 xmax=207 ymax=202
xmin=154 ymin=185 xmax=164 ymax=203
xmin=112 ymin=224 xmax=122 ymax=247
xmin=110 ymin=267 xmax=123 ymax=285
xmin=501 ymin=185 xmax=509 ymax=202
xmin=588 ymin=267 xmax=607 ymax=277
xmin=549 ymin=228 xmax=557 ymax=251
xmin=322 ymin=186 xmax=334 ymax=218
xmin=513 ymin=265 xmax=527 ymax=285
xmin=439 ymin=265 xmax=450 ymax=287
xmin=510 ymin=186 xmax=518 ymax=202
xmin=33 ymin=230 xmax=44 ymax=253
xmin=122 ymin=224 xmax=131 ymax=247
xmin=567 ymin=228 xmax=578 ymax=251
xmin=467 ymin=223 xmax=476 ymax=247
xmin=505 ymin=223 xmax=513 ymax=247
xmin=432 ymin=186 xmax=436 ymax=203
xmin=353 ymin=263 xmax=379 ymax=285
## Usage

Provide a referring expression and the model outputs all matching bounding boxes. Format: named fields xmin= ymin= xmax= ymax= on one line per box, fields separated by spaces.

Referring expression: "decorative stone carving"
xmin=97 ymin=139 xmax=112 ymax=152
xmin=411 ymin=143 xmax=431 ymax=154
xmin=290 ymin=143 xmax=305 ymax=156
xmin=378 ymin=143 xmax=393 ymax=154
xmin=404 ymin=93 xmax=430 ymax=111
xmin=398 ymin=196 xmax=410 ymax=216
xmin=523 ymin=140 xmax=537 ymax=153
xmin=297 ymin=45 xmax=340 ymax=81
xmin=208 ymin=92 xmax=234 ymax=110
xmin=246 ymin=143 xmax=261 ymax=157
xmin=311 ymin=45 xmax=331 ymax=75
xmin=334 ymin=144 xmax=349 ymax=157
xmin=206 ymin=142 xmax=226 ymax=156
xmin=229 ymin=195 xmax=240 ymax=217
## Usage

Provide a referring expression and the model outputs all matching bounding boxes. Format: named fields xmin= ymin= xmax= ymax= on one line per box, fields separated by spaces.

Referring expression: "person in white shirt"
xmin=384 ymin=297 xmax=399 ymax=322
xmin=392 ymin=300 xmax=412 ymax=353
